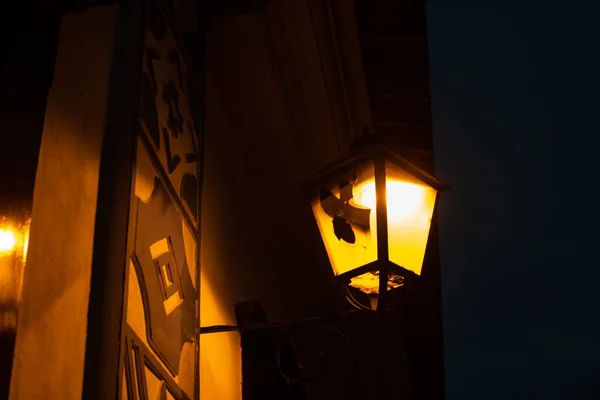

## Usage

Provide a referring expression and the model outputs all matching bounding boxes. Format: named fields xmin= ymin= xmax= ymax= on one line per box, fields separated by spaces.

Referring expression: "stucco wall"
xmin=198 ymin=73 xmax=246 ymax=400
xmin=204 ymin=12 xmax=346 ymax=322
xmin=199 ymin=9 xmax=349 ymax=399
xmin=9 ymin=6 xmax=120 ymax=399
xmin=201 ymin=7 xmax=417 ymax=399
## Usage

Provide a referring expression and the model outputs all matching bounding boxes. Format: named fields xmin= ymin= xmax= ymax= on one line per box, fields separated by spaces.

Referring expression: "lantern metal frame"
xmin=304 ymin=141 xmax=447 ymax=311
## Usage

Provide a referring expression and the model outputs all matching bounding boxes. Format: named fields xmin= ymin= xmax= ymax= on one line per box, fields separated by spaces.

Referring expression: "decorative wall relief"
xmin=139 ymin=2 xmax=200 ymax=231
xmin=123 ymin=326 xmax=189 ymax=400
xmin=130 ymin=162 xmax=196 ymax=375
xmin=119 ymin=1 xmax=202 ymax=399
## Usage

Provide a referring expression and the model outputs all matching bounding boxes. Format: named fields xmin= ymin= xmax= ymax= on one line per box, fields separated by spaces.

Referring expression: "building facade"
xmin=0 ymin=0 xmax=443 ymax=399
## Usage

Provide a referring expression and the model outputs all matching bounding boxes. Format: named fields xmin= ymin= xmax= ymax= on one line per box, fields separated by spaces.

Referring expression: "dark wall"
xmin=0 ymin=8 xmax=60 ymax=209
xmin=428 ymin=0 xmax=599 ymax=398
xmin=353 ymin=0 xmax=445 ymax=397
xmin=0 ymin=6 xmax=61 ymax=397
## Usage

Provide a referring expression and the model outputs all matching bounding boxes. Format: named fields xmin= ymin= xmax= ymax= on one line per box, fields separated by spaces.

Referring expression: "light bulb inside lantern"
xmin=352 ymin=179 xmax=427 ymax=223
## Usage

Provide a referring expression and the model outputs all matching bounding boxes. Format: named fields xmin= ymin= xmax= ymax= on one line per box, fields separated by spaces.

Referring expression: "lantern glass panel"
xmin=311 ymin=160 xmax=378 ymax=277
xmin=385 ymin=161 xmax=437 ymax=276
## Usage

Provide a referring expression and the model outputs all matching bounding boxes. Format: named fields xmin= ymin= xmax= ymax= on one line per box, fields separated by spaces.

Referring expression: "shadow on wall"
xmin=203 ymin=13 xmax=347 ymax=321
xmin=198 ymin=66 xmax=340 ymax=399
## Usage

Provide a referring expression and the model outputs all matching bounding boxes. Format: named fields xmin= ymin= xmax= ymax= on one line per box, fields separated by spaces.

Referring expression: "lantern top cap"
xmin=304 ymin=139 xmax=448 ymax=193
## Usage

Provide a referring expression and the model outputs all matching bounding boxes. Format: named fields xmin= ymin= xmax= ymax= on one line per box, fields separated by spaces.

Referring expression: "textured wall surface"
xmin=9 ymin=6 xmax=120 ymax=399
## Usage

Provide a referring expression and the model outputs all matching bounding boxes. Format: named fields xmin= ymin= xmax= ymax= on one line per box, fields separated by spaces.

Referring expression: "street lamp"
xmin=200 ymin=138 xmax=447 ymax=328
xmin=199 ymin=138 xmax=446 ymax=392
xmin=306 ymin=139 xmax=446 ymax=311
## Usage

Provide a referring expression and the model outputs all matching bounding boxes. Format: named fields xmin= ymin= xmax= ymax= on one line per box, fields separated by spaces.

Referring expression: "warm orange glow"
xmin=312 ymin=161 xmax=378 ymax=278
xmin=349 ymin=271 xmax=404 ymax=295
xmin=0 ymin=226 xmax=19 ymax=332
xmin=22 ymin=228 xmax=30 ymax=264
xmin=0 ymin=228 xmax=17 ymax=253
xmin=354 ymin=180 xmax=427 ymax=223
xmin=0 ymin=217 xmax=31 ymax=331
xmin=0 ymin=220 xmax=31 ymax=262
xmin=349 ymin=272 xmax=384 ymax=294
xmin=385 ymin=162 xmax=437 ymax=276
xmin=312 ymin=159 xmax=438 ymax=296
xmin=200 ymin=270 xmax=241 ymax=400
xmin=329 ymin=174 xmax=433 ymax=292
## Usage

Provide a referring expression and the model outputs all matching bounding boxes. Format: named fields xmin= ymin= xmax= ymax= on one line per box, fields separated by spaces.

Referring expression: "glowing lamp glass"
xmin=308 ymin=145 xmax=444 ymax=310
xmin=385 ymin=161 xmax=437 ymax=277
xmin=311 ymin=161 xmax=378 ymax=280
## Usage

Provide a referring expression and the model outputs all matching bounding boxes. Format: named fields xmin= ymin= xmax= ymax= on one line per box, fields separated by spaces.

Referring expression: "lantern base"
xmin=343 ymin=281 xmax=411 ymax=312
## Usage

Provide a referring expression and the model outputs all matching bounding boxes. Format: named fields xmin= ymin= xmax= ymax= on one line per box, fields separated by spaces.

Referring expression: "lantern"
xmin=307 ymin=142 xmax=446 ymax=311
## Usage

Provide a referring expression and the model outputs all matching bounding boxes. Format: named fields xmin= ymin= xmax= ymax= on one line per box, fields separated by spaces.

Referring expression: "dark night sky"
xmin=428 ymin=0 xmax=599 ymax=398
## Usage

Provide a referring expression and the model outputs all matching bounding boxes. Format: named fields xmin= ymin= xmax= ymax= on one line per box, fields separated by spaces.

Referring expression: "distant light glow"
xmin=0 ymin=229 xmax=17 ymax=253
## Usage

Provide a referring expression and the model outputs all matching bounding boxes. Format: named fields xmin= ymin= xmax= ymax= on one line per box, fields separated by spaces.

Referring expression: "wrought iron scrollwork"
xmin=343 ymin=278 xmax=413 ymax=312
xmin=200 ymin=304 xmax=380 ymax=396
xmin=275 ymin=321 xmax=354 ymax=384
